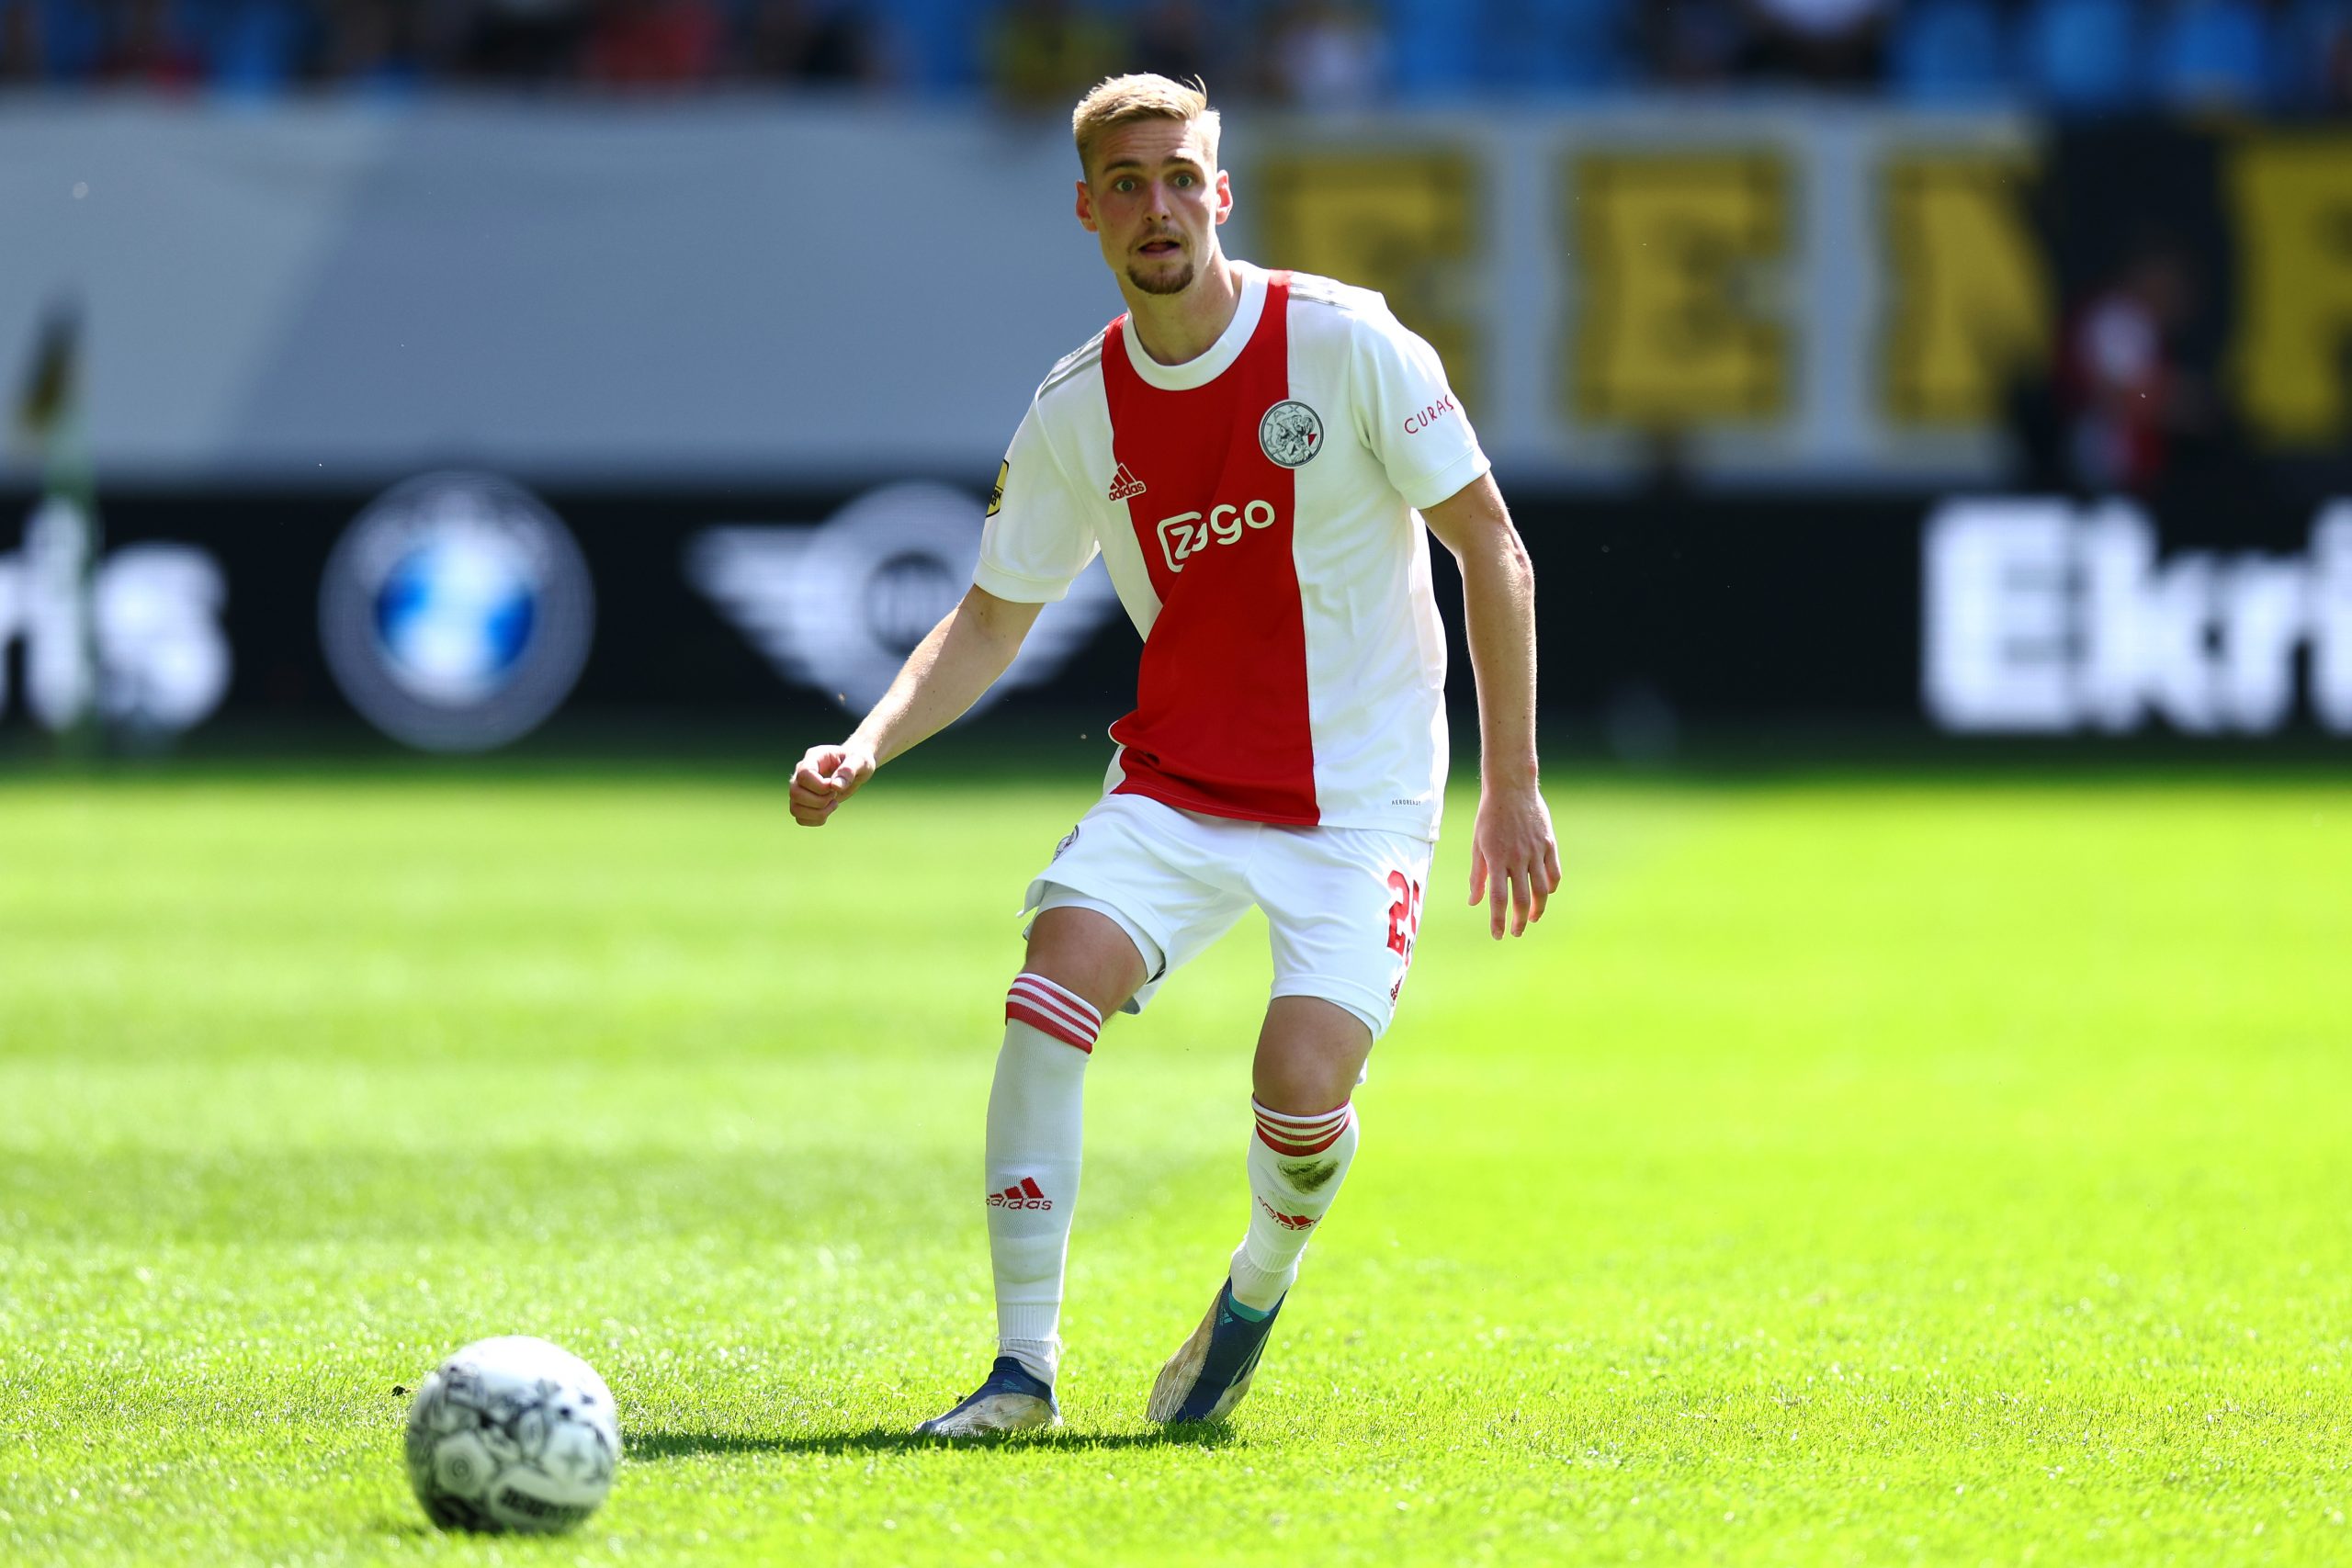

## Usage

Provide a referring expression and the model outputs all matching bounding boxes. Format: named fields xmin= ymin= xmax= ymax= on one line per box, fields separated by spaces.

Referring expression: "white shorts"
xmin=1022 ymin=792 xmax=1435 ymax=1040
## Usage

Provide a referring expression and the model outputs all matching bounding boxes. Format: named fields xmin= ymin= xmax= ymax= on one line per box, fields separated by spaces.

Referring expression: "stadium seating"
xmin=2018 ymin=0 xmax=2145 ymax=111
xmin=1 ymin=0 xmax=2342 ymax=113
xmin=2150 ymin=0 xmax=2272 ymax=109
xmin=1890 ymin=0 xmax=2011 ymax=104
xmin=2274 ymin=0 xmax=2352 ymax=107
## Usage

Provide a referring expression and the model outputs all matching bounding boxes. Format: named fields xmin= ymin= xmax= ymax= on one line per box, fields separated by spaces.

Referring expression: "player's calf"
xmin=1232 ymin=1100 xmax=1358 ymax=1311
xmin=986 ymin=972 xmax=1102 ymax=1386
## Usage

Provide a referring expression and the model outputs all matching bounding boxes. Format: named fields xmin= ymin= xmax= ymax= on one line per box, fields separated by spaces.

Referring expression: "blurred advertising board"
xmin=1924 ymin=498 xmax=2352 ymax=737
xmin=5 ymin=104 xmax=2349 ymax=491
xmin=5 ymin=478 xmax=2346 ymax=751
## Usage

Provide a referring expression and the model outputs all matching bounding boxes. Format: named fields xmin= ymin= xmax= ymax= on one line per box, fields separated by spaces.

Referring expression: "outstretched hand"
xmin=790 ymin=742 xmax=876 ymax=827
xmin=1468 ymin=783 xmax=1562 ymax=939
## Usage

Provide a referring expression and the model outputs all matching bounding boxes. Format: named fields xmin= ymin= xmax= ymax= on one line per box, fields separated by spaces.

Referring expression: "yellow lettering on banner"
xmin=2229 ymin=136 xmax=2352 ymax=446
xmin=1569 ymin=153 xmax=1788 ymax=426
xmin=1254 ymin=151 xmax=1481 ymax=403
xmin=1882 ymin=152 xmax=2049 ymax=425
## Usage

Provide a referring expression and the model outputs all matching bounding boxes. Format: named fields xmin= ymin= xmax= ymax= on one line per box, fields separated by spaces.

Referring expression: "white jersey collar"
xmin=1119 ymin=260 xmax=1268 ymax=392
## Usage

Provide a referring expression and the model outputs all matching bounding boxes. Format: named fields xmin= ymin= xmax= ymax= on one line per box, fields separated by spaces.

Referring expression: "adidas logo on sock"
xmin=1107 ymin=463 xmax=1147 ymax=502
xmin=1258 ymin=1197 xmax=1316 ymax=1232
xmin=989 ymin=1176 xmax=1053 ymax=1211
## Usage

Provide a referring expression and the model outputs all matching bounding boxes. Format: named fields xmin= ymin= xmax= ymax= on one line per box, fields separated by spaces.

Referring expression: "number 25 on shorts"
xmin=1385 ymin=870 xmax=1424 ymax=962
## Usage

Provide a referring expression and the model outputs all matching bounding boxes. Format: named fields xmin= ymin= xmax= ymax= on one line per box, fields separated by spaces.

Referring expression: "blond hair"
xmin=1071 ymin=73 xmax=1222 ymax=176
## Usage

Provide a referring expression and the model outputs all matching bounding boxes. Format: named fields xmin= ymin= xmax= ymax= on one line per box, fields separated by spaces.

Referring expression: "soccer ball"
xmin=403 ymin=1335 xmax=620 ymax=1533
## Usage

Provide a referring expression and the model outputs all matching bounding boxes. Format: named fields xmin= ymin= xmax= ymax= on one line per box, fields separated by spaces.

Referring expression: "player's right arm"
xmin=791 ymin=586 xmax=1042 ymax=827
xmin=792 ymin=388 xmax=1101 ymax=828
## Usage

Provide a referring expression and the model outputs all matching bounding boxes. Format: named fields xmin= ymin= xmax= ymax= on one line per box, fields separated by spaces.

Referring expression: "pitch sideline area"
xmin=1 ymin=770 xmax=2346 ymax=1564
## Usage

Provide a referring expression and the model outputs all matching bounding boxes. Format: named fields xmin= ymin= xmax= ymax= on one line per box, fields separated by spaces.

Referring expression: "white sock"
xmin=1229 ymin=1100 xmax=1359 ymax=1312
xmin=986 ymin=973 xmax=1102 ymax=1385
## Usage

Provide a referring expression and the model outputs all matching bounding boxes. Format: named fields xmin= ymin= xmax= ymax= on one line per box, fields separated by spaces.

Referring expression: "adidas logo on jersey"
xmin=989 ymin=1176 xmax=1054 ymax=1210
xmin=1107 ymin=464 xmax=1147 ymax=502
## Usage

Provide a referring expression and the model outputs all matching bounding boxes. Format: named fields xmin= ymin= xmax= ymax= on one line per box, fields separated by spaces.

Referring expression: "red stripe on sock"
xmin=1007 ymin=998 xmax=1096 ymax=1053
xmin=1256 ymin=1110 xmax=1350 ymax=1134
xmin=1255 ymin=1109 xmax=1351 ymax=1156
xmin=1255 ymin=1104 xmax=1350 ymax=1126
xmin=1009 ymin=987 xmax=1100 ymax=1043
xmin=1012 ymin=973 xmax=1102 ymax=1028
xmin=1007 ymin=977 xmax=1102 ymax=1045
xmin=1257 ymin=1128 xmax=1346 ymax=1156
xmin=1254 ymin=1101 xmax=1349 ymax=1128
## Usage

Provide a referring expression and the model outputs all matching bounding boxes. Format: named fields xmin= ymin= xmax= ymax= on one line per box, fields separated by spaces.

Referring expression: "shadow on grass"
xmin=629 ymin=1424 xmax=1242 ymax=1460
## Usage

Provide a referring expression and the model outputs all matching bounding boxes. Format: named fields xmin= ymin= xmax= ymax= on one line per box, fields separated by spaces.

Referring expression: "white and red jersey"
xmin=976 ymin=261 xmax=1488 ymax=841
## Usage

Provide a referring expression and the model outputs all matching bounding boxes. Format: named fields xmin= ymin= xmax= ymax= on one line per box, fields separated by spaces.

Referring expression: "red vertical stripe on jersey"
xmin=1099 ymin=276 xmax=1318 ymax=825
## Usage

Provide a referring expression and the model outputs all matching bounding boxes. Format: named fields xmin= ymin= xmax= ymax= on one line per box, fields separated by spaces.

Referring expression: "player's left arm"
xmin=1419 ymin=473 xmax=1562 ymax=940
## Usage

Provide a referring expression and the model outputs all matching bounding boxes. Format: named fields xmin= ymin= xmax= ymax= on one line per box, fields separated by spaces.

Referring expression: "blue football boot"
xmin=914 ymin=1355 xmax=1059 ymax=1437
xmin=1146 ymin=1280 xmax=1284 ymax=1424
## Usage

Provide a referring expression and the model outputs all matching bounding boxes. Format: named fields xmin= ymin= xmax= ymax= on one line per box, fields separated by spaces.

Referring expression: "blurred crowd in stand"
xmin=2025 ymin=236 xmax=2222 ymax=499
xmin=0 ymin=0 xmax=2346 ymax=111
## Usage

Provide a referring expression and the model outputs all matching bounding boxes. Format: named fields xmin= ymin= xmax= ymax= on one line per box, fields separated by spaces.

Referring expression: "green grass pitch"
xmin=2 ymin=762 xmax=2347 ymax=1564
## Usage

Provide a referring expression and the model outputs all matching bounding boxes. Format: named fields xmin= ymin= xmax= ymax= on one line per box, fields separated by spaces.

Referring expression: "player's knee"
xmin=1253 ymin=1059 xmax=1356 ymax=1118
xmin=1020 ymin=906 xmax=1145 ymax=1019
xmin=1252 ymin=998 xmax=1372 ymax=1115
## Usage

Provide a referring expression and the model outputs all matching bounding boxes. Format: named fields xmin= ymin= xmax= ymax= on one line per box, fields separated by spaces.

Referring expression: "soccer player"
xmin=791 ymin=73 xmax=1559 ymax=1433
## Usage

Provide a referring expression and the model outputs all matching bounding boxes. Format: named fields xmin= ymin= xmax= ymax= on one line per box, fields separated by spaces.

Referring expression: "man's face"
xmin=1075 ymin=118 xmax=1231 ymax=298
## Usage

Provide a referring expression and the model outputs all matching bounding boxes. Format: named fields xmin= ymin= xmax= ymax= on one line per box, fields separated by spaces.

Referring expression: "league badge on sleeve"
xmin=1258 ymin=400 xmax=1323 ymax=468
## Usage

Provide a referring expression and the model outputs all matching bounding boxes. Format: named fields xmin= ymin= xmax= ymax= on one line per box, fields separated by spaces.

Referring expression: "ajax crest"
xmin=1258 ymin=400 xmax=1323 ymax=468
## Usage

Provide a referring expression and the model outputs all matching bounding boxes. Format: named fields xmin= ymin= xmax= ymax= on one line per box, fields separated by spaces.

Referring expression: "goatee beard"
xmin=1127 ymin=257 xmax=1196 ymax=296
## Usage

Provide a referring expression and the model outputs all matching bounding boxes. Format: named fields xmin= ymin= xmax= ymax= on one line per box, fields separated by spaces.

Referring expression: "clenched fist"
xmin=790 ymin=742 xmax=876 ymax=827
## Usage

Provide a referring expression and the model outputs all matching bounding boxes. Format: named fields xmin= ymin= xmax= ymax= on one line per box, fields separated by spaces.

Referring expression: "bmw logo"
xmin=320 ymin=472 xmax=594 ymax=751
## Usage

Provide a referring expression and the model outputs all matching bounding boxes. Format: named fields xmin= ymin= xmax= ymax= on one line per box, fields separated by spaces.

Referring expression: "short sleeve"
xmin=975 ymin=398 xmax=1099 ymax=604
xmin=1353 ymin=310 xmax=1492 ymax=512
